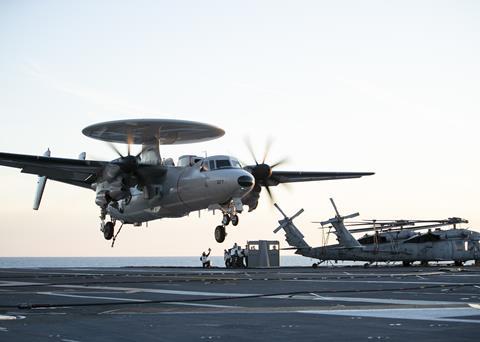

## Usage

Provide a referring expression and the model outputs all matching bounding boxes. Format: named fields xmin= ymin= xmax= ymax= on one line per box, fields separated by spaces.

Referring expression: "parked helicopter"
xmin=274 ymin=199 xmax=480 ymax=267
xmin=0 ymin=119 xmax=374 ymax=244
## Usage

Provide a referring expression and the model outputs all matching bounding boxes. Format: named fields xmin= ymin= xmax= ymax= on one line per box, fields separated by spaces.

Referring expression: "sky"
xmin=0 ymin=0 xmax=479 ymax=257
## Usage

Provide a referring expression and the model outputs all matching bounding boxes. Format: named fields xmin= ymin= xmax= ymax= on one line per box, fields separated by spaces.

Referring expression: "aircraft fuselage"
xmin=106 ymin=160 xmax=254 ymax=223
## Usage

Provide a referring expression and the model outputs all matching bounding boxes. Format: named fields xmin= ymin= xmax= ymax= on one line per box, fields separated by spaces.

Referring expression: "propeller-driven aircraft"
xmin=274 ymin=199 xmax=480 ymax=267
xmin=0 ymin=119 xmax=374 ymax=243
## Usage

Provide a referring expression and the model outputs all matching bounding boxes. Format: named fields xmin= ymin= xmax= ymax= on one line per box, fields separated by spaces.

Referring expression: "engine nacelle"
xmin=242 ymin=185 xmax=261 ymax=212
xmin=102 ymin=164 xmax=122 ymax=181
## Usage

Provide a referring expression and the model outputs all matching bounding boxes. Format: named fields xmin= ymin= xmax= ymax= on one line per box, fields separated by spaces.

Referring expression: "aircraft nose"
xmin=237 ymin=175 xmax=254 ymax=188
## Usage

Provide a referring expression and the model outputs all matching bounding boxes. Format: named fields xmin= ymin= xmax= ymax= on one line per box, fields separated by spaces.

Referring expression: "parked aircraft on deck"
xmin=274 ymin=199 xmax=480 ymax=266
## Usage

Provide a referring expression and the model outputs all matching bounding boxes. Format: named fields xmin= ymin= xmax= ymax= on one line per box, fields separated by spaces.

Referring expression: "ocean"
xmin=0 ymin=256 xmax=326 ymax=268
xmin=0 ymin=257 xmax=461 ymax=268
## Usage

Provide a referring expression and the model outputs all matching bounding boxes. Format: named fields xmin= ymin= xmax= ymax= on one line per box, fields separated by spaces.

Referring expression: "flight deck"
xmin=0 ymin=266 xmax=479 ymax=341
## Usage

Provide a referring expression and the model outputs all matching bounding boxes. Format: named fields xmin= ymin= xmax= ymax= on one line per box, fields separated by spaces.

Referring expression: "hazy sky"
xmin=1 ymin=1 xmax=479 ymax=257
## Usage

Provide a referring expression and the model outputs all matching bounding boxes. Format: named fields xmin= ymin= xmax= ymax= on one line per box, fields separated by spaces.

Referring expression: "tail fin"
xmin=273 ymin=203 xmax=310 ymax=250
xmin=319 ymin=198 xmax=361 ymax=248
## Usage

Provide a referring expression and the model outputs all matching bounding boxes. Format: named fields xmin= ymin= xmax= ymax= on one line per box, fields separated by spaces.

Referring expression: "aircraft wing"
xmin=267 ymin=171 xmax=375 ymax=186
xmin=0 ymin=152 xmax=107 ymax=189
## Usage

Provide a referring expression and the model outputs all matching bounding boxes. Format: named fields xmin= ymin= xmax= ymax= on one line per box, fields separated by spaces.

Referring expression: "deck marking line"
xmin=52 ymin=285 xmax=257 ymax=297
xmin=271 ymin=294 xmax=463 ymax=305
xmin=164 ymin=302 xmax=237 ymax=308
xmin=0 ymin=281 xmax=45 ymax=287
xmin=286 ymin=279 xmax=463 ymax=285
xmin=37 ymin=291 xmax=146 ymax=302
xmin=298 ymin=307 xmax=480 ymax=324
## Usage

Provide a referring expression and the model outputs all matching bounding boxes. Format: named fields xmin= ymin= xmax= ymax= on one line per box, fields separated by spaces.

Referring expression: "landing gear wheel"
xmin=103 ymin=221 xmax=114 ymax=240
xmin=454 ymin=260 xmax=463 ymax=267
xmin=231 ymin=215 xmax=239 ymax=226
xmin=222 ymin=214 xmax=230 ymax=226
xmin=214 ymin=225 xmax=226 ymax=243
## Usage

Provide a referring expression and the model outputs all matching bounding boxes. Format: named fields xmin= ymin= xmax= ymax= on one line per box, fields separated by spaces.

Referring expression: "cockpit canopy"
xmin=177 ymin=155 xmax=242 ymax=170
xmin=205 ymin=156 xmax=242 ymax=170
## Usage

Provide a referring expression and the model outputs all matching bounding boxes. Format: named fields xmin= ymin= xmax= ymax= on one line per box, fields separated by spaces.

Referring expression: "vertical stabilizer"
xmin=320 ymin=198 xmax=361 ymax=248
xmin=273 ymin=203 xmax=310 ymax=250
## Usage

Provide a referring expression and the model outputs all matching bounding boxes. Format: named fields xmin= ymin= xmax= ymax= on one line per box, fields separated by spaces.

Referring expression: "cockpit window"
xmin=404 ymin=232 xmax=441 ymax=244
xmin=200 ymin=160 xmax=209 ymax=172
xmin=207 ymin=158 xmax=242 ymax=170
xmin=231 ymin=159 xmax=242 ymax=168
xmin=215 ymin=160 xmax=231 ymax=169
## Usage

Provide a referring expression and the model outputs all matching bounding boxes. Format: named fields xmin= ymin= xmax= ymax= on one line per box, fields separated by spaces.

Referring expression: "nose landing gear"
xmin=215 ymin=225 xmax=226 ymax=243
xmin=222 ymin=214 xmax=230 ymax=226
xmin=214 ymin=213 xmax=240 ymax=243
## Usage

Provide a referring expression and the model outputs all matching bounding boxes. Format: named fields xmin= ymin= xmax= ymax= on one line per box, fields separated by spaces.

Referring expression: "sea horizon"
xmin=0 ymin=255 xmax=325 ymax=268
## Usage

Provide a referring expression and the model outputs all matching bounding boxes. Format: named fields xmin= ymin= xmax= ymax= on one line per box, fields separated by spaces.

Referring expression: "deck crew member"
xmin=201 ymin=248 xmax=212 ymax=268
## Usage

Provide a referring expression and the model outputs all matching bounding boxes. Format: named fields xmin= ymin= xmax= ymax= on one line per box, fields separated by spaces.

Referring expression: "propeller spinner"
xmin=244 ymin=138 xmax=289 ymax=204
xmin=105 ymin=132 xmax=156 ymax=186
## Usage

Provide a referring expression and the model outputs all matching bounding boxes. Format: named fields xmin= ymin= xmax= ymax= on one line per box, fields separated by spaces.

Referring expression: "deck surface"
xmin=0 ymin=266 xmax=479 ymax=341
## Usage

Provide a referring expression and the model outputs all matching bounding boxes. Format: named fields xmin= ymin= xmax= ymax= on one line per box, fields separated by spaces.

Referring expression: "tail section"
xmin=319 ymin=198 xmax=361 ymax=248
xmin=273 ymin=203 xmax=310 ymax=250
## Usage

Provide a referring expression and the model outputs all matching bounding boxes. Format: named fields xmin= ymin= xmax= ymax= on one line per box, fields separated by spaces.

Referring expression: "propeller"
xmin=105 ymin=132 xmax=152 ymax=186
xmin=245 ymin=137 xmax=289 ymax=205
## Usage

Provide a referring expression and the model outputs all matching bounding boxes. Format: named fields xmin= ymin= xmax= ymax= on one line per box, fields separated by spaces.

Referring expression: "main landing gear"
xmin=100 ymin=206 xmax=117 ymax=240
xmin=214 ymin=213 xmax=240 ymax=243
xmin=101 ymin=221 xmax=115 ymax=240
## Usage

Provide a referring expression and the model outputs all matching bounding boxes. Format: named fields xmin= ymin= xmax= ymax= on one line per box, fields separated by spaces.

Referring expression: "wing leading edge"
xmin=267 ymin=171 xmax=375 ymax=186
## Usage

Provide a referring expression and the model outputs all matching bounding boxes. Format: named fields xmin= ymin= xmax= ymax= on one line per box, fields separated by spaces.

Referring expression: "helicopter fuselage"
xmin=303 ymin=229 xmax=480 ymax=263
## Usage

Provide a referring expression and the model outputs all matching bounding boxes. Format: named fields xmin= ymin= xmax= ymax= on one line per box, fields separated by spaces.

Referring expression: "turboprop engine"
xmin=94 ymin=148 xmax=167 ymax=208
xmin=95 ymin=163 xmax=131 ymax=207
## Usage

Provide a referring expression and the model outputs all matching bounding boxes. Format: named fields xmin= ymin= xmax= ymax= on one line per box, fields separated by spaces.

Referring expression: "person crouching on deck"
xmin=201 ymin=248 xmax=211 ymax=268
